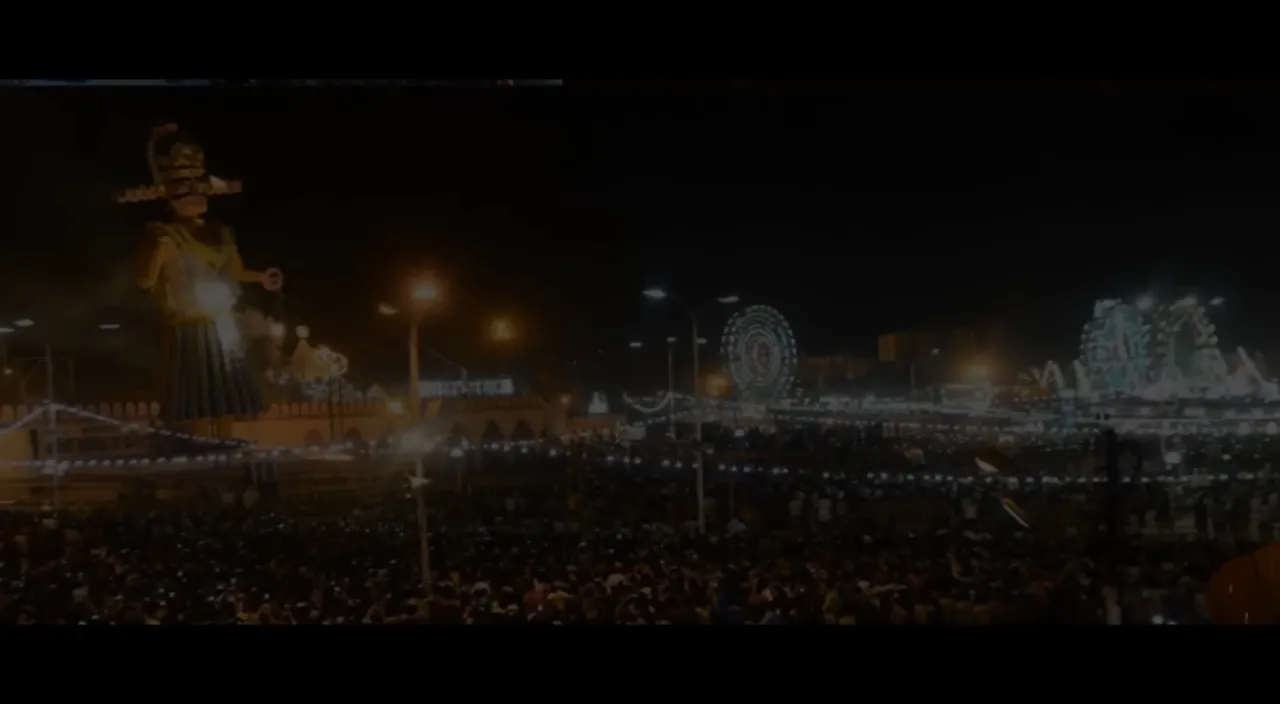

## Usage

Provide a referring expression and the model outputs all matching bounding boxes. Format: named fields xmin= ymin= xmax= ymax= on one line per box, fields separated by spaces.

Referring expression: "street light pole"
xmin=405 ymin=275 xmax=441 ymax=610
xmin=643 ymin=288 xmax=738 ymax=537
xmin=666 ymin=337 xmax=676 ymax=439
xmin=408 ymin=312 xmax=422 ymax=422
xmin=691 ymin=317 xmax=700 ymax=443
xmin=44 ymin=344 xmax=60 ymax=514
xmin=689 ymin=317 xmax=705 ymax=536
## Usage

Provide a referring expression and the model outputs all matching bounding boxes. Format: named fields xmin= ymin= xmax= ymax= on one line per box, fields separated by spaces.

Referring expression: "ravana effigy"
xmin=123 ymin=123 xmax=283 ymax=440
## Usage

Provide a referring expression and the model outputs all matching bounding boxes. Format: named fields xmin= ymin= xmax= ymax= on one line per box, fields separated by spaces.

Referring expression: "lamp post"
xmin=380 ymin=300 xmax=488 ymax=394
xmin=642 ymin=288 xmax=739 ymax=536
xmin=404 ymin=275 xmax=441 ymax=607
xmin=487 ymin=317 xmax=517 ymax=386
xmin=666 ymin=336 xmax=677 ymax=438
xmin=407 ymin=277 xmax=441 ymax=421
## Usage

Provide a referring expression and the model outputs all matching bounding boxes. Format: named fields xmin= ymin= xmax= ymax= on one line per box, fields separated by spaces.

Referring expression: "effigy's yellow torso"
xmin=139 ymin=220 xmax=244 ymax=325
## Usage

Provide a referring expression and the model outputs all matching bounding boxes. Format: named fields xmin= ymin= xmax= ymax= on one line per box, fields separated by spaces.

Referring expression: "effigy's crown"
xmin=155 ymin=135 xmax=206 ymax=183
xmin=116 ymin=123 xmax=242 ymax=204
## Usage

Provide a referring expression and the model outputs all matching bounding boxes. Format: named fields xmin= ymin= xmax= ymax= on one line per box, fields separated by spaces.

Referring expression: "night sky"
xmin=2 ymin=84 xmax=1279 ymax=396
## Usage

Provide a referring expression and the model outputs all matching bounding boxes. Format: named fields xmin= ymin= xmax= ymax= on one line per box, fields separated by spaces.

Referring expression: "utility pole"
xmin=691 ymin=318 xmax=705 ymax=538
xmin=44 ymin=344 xmax=60 ymax=514
xmin=405 ymin=276 xmax=440 ymax=613
xmin=666 ymin=338 xmax=676 ymax=439
xmin=1101 ymin=426 xmax=1142 ymax=625
xmin=327 ymin=375 xmax=336 ymax=443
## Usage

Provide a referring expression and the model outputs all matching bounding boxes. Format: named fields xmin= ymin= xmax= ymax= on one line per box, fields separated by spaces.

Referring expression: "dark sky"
xmin=2 ymin=84 xmax=1279 ymax=392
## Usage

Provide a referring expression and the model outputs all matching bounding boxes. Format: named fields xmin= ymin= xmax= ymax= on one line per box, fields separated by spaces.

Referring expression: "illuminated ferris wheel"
xmin=1079 ymin=300 xmax=1152 ymax=396
xmin=1154 ymin=298 xmax=1227 ymax=390
xmin=721 ymin=305 xmax=798 ymax=403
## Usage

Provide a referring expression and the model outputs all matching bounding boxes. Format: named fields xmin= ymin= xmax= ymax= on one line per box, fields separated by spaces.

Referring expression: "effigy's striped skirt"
xmin=162 ymin=318 xmax=263 ymax=425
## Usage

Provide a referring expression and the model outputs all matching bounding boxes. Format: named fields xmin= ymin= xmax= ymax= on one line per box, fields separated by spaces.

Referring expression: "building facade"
xmin=796 ymin=355 xmax=875 ymax=392
xmin=876 ymin=328 xmax=980 ymax=387
xmin=877 ymin=328 xmax=978 ymax=364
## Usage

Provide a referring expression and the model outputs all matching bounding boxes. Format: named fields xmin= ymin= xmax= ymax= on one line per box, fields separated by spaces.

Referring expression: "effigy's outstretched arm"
xmin=136 ymin=225 xmax=177 ymax=291
xmin=230 ymin=248 xmax=265 ymax=284
xmin=224 ymin=226 xmax=283 ymax=290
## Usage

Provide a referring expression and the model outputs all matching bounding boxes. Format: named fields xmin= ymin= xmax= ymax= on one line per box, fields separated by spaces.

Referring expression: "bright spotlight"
xmin=411 ymin=278 xmax=441 ymax=303
xmin=401 ymin=430 xmax=438 ymax=454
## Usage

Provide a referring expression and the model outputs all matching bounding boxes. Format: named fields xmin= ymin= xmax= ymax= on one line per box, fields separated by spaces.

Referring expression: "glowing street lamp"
xmin=488 ymin=317 xmax=515 ymax=343
xmin=705 ymin=372 xmax=730 ymax=397
xmin=411 ymin=277 xmax=441 ymax=305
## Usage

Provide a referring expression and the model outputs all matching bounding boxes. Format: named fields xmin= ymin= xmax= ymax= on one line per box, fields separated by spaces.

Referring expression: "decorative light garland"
xmin=0 ymin=403 xmax=1271 ymax=486
xmin=622 ymin=392 xmax=675 ymax=415
xmin=0 ymin=403 xmax=56 ymax=437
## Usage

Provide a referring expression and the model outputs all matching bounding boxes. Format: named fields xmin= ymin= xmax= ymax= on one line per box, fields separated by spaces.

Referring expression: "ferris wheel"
xmin=1079 ymin=299 xmax=1152 ymax=396
xmin=1154 ymin=298 xmax=1227 ymax=391
xmin=721 ymin=305 xmax=798 ymax=403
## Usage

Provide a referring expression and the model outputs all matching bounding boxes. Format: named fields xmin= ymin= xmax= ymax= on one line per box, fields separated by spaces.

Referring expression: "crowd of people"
xmin=2 ymin=424 xmax=1272 ymax=625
